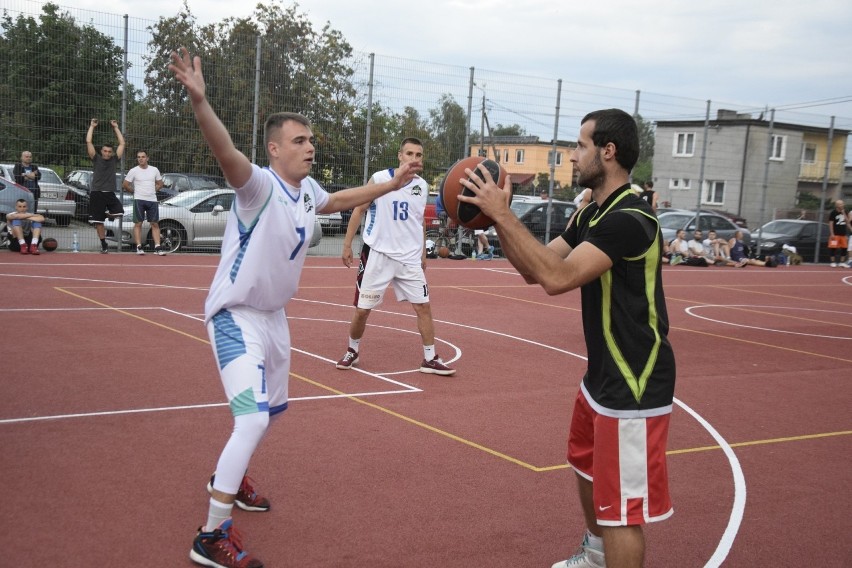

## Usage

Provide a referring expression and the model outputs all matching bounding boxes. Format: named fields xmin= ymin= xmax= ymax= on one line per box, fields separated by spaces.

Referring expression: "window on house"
xmin=674 ymin=132 xmax=695 ymax=156
xmin=770 ymin=135 xmax=787 ymax=160
xmin=801 ymin=143 xmax=816 ymax=164
xmin=515 ymin=149 xmax=525 ymax=163
xmin=669 ymin=178 xmax=692 ymax=190
xmin=703 ymin=180 xmax=725 ymax=205
xmin=548 ymin=151 xmax=563 ymax=166
xmin=503 ymin=150 xmax=509 ymax=163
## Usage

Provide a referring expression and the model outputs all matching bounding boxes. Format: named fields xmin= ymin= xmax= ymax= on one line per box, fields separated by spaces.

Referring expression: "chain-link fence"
xmin=2 ymin=0 xmax=850 ymax=254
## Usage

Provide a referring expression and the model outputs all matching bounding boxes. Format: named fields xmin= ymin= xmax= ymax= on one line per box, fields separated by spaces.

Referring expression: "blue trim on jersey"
xmin=270 ymin=402 xmax=289 ymax=416
xmin=212 ymin=309 xmax=246 ymax=370
xmin=228 ymin=188 xmax=273 ymax=283
xmin=364 ymin=201 xmax=378 ymax=236
xmin=265 ymin=166 xmax=299 ymax=203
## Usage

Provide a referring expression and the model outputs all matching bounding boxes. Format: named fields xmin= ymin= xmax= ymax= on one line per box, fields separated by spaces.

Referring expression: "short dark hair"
xmin=581 ymin=108 xmax=639 ymax=172
xmin=264 ymin=112 xmax=312 ymax=153
xmin=400 ymin=137 xmax=423 ymax=151
xmin=101 ymin=143 xmax=114 ymax=151
xmin=644 ymin=180 xmax=654 ymax=189
xmin=16 ymin=198 xmax=27 ymax=205
xmin=136 ymin=150 xmax=148 ymax=157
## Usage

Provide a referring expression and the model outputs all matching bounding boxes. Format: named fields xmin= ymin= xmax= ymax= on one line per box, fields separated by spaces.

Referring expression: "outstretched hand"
xmin=458 ymin=163 xmax=513 ymax=222
xmin=168 ymin=47 xmax=207 ymax=104
xmin=391 ymin=160 xmax=423 ymax=189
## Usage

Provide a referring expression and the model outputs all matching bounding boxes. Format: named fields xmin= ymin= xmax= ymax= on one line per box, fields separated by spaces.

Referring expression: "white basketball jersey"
xmin=362 ymin=169 xmax=428 ymax=265
xmin=204 ymin=165 xmax=328 ymax=323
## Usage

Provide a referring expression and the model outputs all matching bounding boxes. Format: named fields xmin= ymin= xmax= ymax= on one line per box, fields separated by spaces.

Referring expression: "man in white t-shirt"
xmin=169 ymin=48 xmax=422 ymax=568
xmin=123 ymin=150 xmax=165 ymax=255
xmin=337 ymin=137 xmax=456 ymax=376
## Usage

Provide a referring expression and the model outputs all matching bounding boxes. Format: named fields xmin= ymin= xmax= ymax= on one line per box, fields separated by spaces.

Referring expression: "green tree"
xmin=0 ymin=3 xmax=124 ymax=169
xmin=429 ymin=93 xmax=468 ymax=168
xmin=632 ymin=113 xmax=655 ymax=183
xmin=142 ymin=1 xmax=358 ymax=177
xmin=491 ymin=123 xmax=526 ymax=137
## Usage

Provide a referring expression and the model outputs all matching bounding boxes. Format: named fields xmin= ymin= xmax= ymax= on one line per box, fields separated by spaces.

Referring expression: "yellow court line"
xmin=452 ymin=286 xmax=582 ymax=312
xmin=55 ymin=287 xmax=211 ymax=346
xmin=54 ymin=287 xmax=852 ymax=473
xmin=667 ymin=430 xmax=852 ymax=455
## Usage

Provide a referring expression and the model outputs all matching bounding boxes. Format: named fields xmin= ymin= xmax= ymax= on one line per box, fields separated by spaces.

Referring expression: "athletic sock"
xmin=18 ymin=239 xmax=26 ymax=246
xmin=424 ymin=345 xmax=436 ymax=361
xmin=205 ymin=498 xmax=234 ymax=532
xmin=348 ymin=337 xmax=361 ymax=352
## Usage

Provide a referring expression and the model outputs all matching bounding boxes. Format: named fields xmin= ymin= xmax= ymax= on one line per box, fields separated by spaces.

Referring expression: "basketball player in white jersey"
xmin=336 ymin=137 xmax=455 ymax=376
xmin=169 ymin=48 xmax=422 ymax=568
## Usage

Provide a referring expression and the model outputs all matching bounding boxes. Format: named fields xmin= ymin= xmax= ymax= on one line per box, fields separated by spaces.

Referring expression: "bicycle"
xmin=425 ymin=214 xmax=475 ymax=257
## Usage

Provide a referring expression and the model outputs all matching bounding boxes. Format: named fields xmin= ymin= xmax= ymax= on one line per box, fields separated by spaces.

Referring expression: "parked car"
xmin=707 ymin=208 xmax=748 ymax=228
xmin=66 ymin=169 xmax=163 ymax=219
xmin=159 ymin=172 xmax=228 ymax=198
xmin=752 ymin=219 xmax=832 ymax=263
xmin=325 ymin=183 xmax=355 ymax=232
xmin=658 ymin=210 xmax=751 ymax=245
xmin=104 ymin=189 xmax=322 ymax=253
xmin=0 ymin=164 xmax=76 ymax=226
xmin=486 ymin=199 xmax=577 ymax=256
xmin=424 ymin=192 xmax=442 ymax=231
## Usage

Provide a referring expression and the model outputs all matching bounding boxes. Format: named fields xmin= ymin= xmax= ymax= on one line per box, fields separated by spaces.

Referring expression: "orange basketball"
xmin=42 ymin=237 xmax=58 ymax=251
xmin=437 ymin=246 xmax=450 ymax=258
xmin=439 ymin=157 xmax=509 ymax=230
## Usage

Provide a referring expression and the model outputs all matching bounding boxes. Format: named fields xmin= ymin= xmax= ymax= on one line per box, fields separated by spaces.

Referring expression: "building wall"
xmin=470 ymin=142 xmax=575 ymax=188
xmin=653 ymin=120 xmax=840 ymax=228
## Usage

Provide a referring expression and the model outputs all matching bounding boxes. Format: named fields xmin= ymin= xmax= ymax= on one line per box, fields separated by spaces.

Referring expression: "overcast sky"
xmin=37 ymin=0 xmax=852 ymax=135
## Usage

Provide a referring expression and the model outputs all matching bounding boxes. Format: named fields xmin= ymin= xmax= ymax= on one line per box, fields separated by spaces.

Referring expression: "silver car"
xmin=105 ymin=189 xmax=322 ymax=253
xmin=658 ymin=210 xmax=751 ymax=245
xmin=0 ymin=164 xmax=76 ymax=226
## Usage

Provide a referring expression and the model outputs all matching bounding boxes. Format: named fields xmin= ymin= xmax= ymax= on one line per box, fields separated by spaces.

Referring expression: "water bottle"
xmin=72 ymin=231 xmax=80 ymax=253
xmin=471 ymin=248 xmax=476 ymax=260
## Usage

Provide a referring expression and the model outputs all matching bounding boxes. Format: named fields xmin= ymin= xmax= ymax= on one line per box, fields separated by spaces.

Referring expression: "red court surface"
xmin=1 ymin=253 xmax=850 ymax=567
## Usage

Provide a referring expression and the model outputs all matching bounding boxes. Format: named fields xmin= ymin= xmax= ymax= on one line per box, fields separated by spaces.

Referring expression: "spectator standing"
xmin=639 ymin=180 xmax=658 ymax=212
xmin=336 ymin=137 xmax=455 ymax=376
xmin=6 ymin=198 xmax=45 ymax=255
xmin=459 ymin=108 xmax=676 ymax=568
xmin=827 ymin=200 xmax=849 ymax=267
xmin=169 ymin=47 xmax=422 ymax=568
xmin=123 ymin=150 xmax=165 ymax=255
xmin=86 ymin=118 xmax=126 ymax=253
xmin=13 ymin=151 xmax=41 ymax=214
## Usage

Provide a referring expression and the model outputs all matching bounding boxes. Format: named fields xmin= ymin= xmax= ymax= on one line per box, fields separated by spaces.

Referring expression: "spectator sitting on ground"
xmin=668 ymin=229 xmax=689 ymax=265
xmin=703 ymin=229 xmax=737 ymax=264
xmin=6 ymin=198 xmax=45 ymax=255
xmin=687 ymin=230 xmax=714 ymax=265
xmin=729 ymin=230 xmax=767 ymax=267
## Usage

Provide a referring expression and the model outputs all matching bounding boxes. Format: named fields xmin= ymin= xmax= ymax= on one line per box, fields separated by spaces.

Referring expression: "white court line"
xmin=686 ymin=304 xmax=852 ymax=340
xmin=2 ymin=277 xmax=744 ymax=566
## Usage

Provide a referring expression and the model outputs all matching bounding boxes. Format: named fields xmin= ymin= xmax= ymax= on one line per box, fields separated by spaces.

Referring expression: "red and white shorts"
xmin=567 ymin=388 xmax=673 ymax=526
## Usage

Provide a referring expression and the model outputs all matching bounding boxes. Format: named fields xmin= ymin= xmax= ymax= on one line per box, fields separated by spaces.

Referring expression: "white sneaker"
xmin=136 ymin=245 xmax=145 ymax=255
xmin=830 ymin=262 xmax=838 ymax=267
xmin=552 ymin=532 xmax=605 ymax=568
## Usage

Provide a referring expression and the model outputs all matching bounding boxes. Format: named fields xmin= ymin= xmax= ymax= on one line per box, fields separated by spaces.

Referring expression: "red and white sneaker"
xmin=190 ymin=518 xmax=263 ymax=568
xmin=208 ymin=474 xmax=271 ymax=512
xmin=29 ymin=243 xmax=40 ymax=255
xmin=335 ymin=348 xmax=359 ymax=370
xmin=19 ymin=243 xmax=29 ymax=255
xmin=420 ymin=355 xmax=456 ymax=376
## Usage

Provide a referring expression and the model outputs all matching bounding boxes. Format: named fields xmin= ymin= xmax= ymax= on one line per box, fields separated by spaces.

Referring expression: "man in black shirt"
xmin=86 ymin=118 xmax=126 ymax=253
xmin=13 ymin=151 xmax=41 ymax=214
xmin=459 ymin=108 xmax=676 ymax=568
xmin=827 ymin=200 xmax=849 ymax=267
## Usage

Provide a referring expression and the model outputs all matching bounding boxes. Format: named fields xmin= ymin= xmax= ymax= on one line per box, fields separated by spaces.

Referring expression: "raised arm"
xmin=111 ymin=120 xmax=126 ymax=159
xmin=86 ymin=119 xmax=98 ymax=159
xmin=168 ymin=48 xmax=252 ymax=188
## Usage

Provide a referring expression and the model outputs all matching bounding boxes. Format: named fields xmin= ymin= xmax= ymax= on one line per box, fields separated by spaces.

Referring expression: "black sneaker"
xmin=190 ymin=518 xmax=263 ymax=568
xmin=155 ymin=244 xmax=166 ymax=256
xmin=100 ymin=246 xmax=109 ymax=254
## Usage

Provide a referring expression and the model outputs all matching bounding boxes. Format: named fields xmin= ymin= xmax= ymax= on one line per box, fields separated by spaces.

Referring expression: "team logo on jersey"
xmin=411 ymin=185 xmax=423 ymax=196
xmin=303 ymin=192 xmax=314 ymax=213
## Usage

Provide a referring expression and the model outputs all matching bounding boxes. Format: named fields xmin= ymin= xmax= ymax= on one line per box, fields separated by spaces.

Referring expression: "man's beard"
xmin=576 ymin=152 xmax=604 ymax=190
